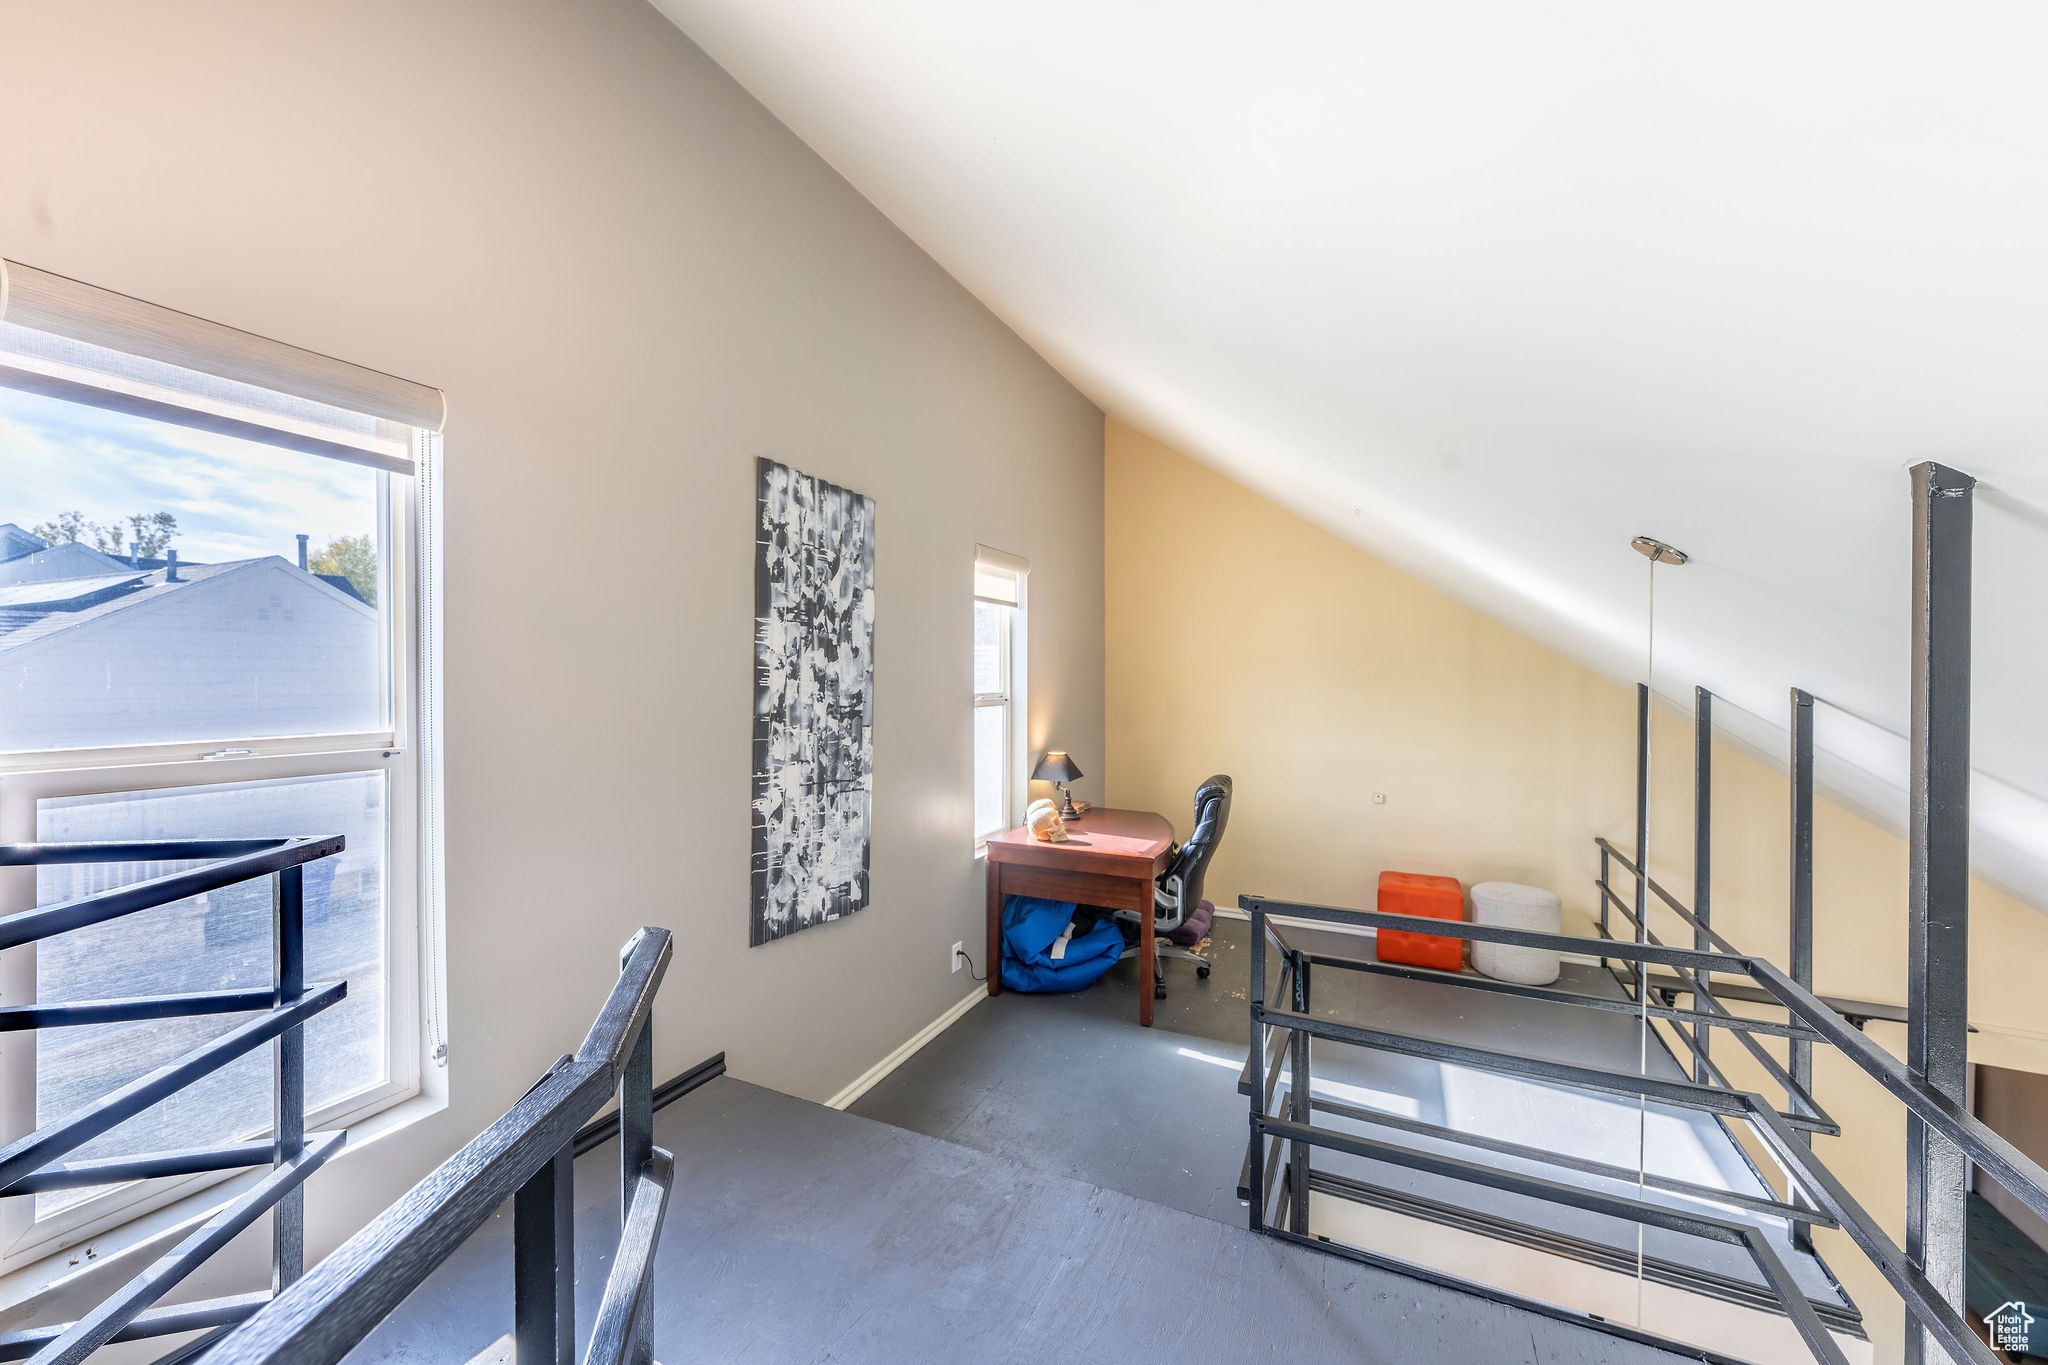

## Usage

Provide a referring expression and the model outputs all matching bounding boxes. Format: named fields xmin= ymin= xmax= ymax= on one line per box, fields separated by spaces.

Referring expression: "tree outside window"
xmin=310 ymin=533 xmax=379 ymax=606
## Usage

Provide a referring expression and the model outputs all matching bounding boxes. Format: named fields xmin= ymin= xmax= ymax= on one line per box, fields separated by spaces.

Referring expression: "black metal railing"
xmin=1240 ymin=867 xmax=2044 ymax=1365
xmin=1238 ymin=894 xmax=2021 ymax=1363
xmin=0 ymin=835 xmax=348 ymax=1365
xmin=205 ymin=927 xmax=675 ymax=1365
xmin=1239 ymin=462 xmax=2027 ymax=1365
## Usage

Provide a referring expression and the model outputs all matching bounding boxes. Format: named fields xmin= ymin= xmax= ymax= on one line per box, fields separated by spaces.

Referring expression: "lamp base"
xmin=1056 ymin=784 xmax=1080 ymax=820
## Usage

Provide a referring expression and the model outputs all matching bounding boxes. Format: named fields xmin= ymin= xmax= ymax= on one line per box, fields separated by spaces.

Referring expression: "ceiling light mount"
xmin=1631 ymin=535 xmax=1689 ymax=566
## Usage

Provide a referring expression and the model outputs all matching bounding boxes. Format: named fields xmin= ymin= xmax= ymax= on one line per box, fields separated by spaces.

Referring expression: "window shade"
xmin=0 ymin=259 xmax=444 ymax=433
xmin=974 ymin=545 xmax=1027 ymax=605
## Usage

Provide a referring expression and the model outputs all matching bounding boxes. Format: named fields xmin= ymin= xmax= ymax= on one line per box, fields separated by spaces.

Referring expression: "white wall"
xmin=0 ymin=0 xmax=1103 ymax=1313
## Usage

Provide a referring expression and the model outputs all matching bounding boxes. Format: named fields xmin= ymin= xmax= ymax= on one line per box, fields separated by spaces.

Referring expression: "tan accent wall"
xmin=1106 ymin=416 xmax=2048 ymax=1363
xmin=1106 ymin=417 xmax=1632 ymax=929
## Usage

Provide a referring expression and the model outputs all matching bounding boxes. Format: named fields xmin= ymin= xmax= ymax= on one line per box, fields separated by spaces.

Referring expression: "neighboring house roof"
xmin=0 ymin=524 xmax=49 ymax=562
xmin=0 ymin=571 xmax=148 ymax=610
xmin=0 ymin=542 xmax=132 ymax=586
xmin=0 ymin=555 xmax=374 ymax=655
xmin=314 ymin=572 xmax=369 ymax=605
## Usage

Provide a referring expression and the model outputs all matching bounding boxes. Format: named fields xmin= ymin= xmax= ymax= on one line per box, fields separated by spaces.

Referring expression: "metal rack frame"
xmin=1241 ymin=461 xmax=2024 ymax=1365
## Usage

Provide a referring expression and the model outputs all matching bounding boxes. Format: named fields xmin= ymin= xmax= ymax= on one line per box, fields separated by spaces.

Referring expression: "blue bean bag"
xmin=1000 ymin=896 xmax=1126 ymax=993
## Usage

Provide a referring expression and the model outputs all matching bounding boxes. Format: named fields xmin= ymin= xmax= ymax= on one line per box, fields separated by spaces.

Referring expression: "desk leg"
xmin=1138 ymin=881 xmax=1155 ymax=1028
xmin=985 ymin=862 xmax=1003 ymax=998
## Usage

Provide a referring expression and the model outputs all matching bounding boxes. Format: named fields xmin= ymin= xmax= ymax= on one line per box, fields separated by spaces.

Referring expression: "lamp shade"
xmin=1032 ymin=750 xmax=1084 ymax=784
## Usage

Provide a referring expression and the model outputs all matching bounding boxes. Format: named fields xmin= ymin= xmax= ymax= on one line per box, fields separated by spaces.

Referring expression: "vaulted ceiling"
xmin=654 ymin=1 xmax=2048 ymax=905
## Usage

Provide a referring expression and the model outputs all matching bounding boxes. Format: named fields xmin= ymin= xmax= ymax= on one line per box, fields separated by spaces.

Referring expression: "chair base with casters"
xmin=1112 ymin=775 xmax=1232 ymax=1001
xmin=1121 ymin=934 xmax=1214 ymax=999
xmin=1133 ymin=941 xmax=1213 ymax=994
xmin=1164 ymin=942 xmax=1214 ymax=981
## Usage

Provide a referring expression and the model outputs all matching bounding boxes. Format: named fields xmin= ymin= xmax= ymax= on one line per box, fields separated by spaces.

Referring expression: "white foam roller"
xmin=1470 ymin=882 xmax=1562 ymax=985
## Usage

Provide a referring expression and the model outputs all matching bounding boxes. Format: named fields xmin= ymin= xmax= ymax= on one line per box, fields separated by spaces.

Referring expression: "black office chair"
xmin=1118 ymin=774 xmax=1232 ymax=1000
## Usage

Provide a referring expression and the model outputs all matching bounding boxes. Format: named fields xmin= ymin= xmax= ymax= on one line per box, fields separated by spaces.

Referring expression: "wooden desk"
xmin=984 ymin=808 xmax=1175 ymax=1027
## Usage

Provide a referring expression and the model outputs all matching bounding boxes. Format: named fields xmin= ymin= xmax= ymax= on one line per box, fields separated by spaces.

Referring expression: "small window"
xmin=973 ymin=547 xmax=1026 ymax=843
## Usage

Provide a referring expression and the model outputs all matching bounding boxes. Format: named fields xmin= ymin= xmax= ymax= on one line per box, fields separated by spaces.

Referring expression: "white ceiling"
xmin=653 ymin=1 xmax=2048 ymax=904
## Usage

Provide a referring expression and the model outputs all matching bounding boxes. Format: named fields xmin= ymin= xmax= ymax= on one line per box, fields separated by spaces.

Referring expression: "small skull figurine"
xmin=1025 ymin=798 xmax=1068 ymax=843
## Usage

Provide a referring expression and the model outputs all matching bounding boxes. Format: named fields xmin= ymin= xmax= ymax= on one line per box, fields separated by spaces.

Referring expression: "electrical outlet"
xmin=951 ymin=941 xmax=966 ymax=973
xmin=1372 ymin=792 xmax=1387 ymax=805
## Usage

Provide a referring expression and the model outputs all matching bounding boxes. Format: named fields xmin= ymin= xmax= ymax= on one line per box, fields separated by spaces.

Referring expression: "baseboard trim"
xmin=826 ymin=985 xmax=988 ymax=1110
xmin=573 ymin=1050 xmax=727 ymax=1156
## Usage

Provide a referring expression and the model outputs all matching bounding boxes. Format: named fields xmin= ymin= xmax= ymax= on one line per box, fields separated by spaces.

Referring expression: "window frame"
xmin=973 ymin=547 xmax=1029 ymax=847
xmin=973 ymin=601 xmax=1014 ymax=842
xmin=0 ymin=359 xmax=434 ymax=1271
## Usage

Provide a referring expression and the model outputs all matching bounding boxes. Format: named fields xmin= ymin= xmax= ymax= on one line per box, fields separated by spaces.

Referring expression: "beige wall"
xmin=0 ymin=0 xmax=1102 ymax=1318
xmin=1106 ymin=417 xmax=2048 ymax=1364
xmin=1973 ymin=1065 xmax=2048 ymax=1254
xmin=1106 ymin=418 xmax=1629 ymax=926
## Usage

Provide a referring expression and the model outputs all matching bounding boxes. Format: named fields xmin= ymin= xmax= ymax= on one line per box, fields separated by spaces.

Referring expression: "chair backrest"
xmin=1160 ymin=774 xmax=1232 ymax=917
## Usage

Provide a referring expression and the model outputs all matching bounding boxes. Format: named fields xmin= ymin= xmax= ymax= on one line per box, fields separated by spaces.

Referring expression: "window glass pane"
xmin=974 ymin=703 xmax=1007 ymax=837
xmin=0 ymin=383 xmax=387 ymax=752
xmin=32 ymin=772 xmax=387 ymax=1219
xmin=973 ymin=599 xmax=1006 ymax=695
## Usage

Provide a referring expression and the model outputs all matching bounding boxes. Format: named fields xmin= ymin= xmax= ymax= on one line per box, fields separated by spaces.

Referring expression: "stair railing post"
xmin=272 ymin=865 xmax=305 ymax=1292
xmin=1289 ymin=947 xmax=1311 ymax=1234
xmin=1247 ymin=903 xmax=1267 ymax=1234
xmin=1693 ymin=687 xmax=1713 ymax=1084
xmin=1904 ymin=461 xmax=1974 ymax=1365
xmin=1789 ymin=687 xmax=1817 ymax=1250
xmin=620 ymin=949 xmax=655 ymax=1365
xmin=514 ymin=1140 xmax=576 ymax=1365
xmin=1598 ymin=843 xmax=1612 ymax=976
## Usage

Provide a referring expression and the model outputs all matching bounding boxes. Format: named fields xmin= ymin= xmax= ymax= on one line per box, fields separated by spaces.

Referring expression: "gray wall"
xmin=0 ymin=0 xmax=1103 ymax=1303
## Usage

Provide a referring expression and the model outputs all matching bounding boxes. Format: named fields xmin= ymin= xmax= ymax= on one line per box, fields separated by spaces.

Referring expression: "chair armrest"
xmin=1154 ymin=874 xmax=1187 ymax=931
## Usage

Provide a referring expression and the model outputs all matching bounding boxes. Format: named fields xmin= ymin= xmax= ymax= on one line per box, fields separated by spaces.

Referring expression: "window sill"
xmin=0 ymin=1083 xmax=444 ymax=1324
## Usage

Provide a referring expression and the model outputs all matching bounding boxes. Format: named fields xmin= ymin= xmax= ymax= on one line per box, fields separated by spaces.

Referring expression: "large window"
xmin=973 ymin=548 xmax=1026 ymax=842
xmin=0 ymin=268 xmax=440 ymax=1266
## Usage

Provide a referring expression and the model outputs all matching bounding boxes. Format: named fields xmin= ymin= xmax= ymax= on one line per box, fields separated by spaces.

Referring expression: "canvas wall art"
xmin=750 ymin=457 xmax=876 ymax=946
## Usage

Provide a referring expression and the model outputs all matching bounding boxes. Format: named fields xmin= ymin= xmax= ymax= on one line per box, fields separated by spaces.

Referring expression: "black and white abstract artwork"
xmin=750 ymin=457 xmax=876 ymax=947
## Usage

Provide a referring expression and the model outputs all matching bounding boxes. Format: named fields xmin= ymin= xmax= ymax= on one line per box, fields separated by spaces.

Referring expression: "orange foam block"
xmin=1375 ymin=870 xmax=1464 ymax=971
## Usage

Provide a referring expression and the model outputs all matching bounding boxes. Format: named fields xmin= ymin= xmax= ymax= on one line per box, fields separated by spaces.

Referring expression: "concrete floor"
xmin=852 ymin=915 xmax=1855 ymax=1316
xmin=353 ymin=1076 xmax=1709 ymax=1365
xmin=345 ymin=918 xmax=1845 ymax=1363
xmin=852 ymin=912 xmax=1269 ymax=1223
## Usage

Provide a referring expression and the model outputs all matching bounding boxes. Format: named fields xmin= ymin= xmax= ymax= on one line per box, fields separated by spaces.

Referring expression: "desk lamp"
xmin=1031 ymin=750 xmax=1084 ymax=820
